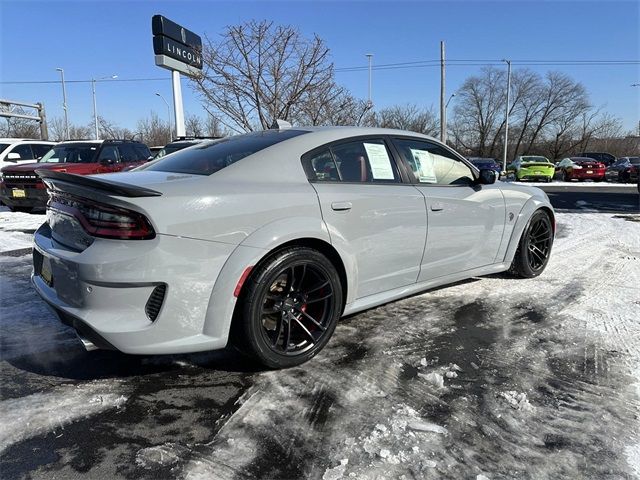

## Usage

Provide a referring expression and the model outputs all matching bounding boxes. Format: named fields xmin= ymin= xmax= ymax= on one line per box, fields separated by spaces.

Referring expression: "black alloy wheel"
xmin=238 ymin=247 xmax=343 ymax=368
xmin=509 ymin=210 xmax=554 ymax=278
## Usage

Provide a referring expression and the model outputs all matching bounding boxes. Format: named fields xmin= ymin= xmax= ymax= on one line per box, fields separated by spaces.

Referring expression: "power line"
xmin=2 ymin=59 xmax=638 ymax=84
xmin=0 ymin=77 xmax=168 ymax=85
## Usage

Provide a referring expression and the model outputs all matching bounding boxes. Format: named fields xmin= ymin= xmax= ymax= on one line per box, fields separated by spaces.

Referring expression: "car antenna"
xmin=269 ymin=119 xmax=292 ymax=130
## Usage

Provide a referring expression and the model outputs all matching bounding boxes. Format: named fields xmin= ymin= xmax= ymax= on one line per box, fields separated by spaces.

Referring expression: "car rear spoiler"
xmin=36 ymin=170 xmax=162 ymax=197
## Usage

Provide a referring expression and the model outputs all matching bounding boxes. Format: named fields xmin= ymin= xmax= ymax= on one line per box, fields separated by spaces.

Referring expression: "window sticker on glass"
xmin=363 ymin=143 xmax=395 ymax=180
xmin=410 ymin=149 xmax=437 ymax=183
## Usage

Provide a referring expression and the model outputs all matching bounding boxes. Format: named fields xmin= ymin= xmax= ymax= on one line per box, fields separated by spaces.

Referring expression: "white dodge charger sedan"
xmin=32 ymin=125 xmax=554 ymax=368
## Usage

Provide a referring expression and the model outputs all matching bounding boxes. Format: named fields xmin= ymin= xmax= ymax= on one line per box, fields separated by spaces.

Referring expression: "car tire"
xmin=236 ymin=247 xmax=343 ymax=369
xmin=508 ymin=210 xmax=553 ymax=279
xmin=563 ymin=171 xmax=570 ymax=182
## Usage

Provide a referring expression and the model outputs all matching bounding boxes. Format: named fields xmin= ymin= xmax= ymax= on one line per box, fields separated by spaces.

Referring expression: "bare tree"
xmin=136 ymin=112 xmax=171 ymax=146
xmin=97 ymin=116 xmax=134 ymax=140
xmin=185 ymin=114 xmax=204 ymax=137
xmin=372 ymin=104 xmax=439 ymax=136
xmin=0 ymin=116 xmax=40 ymax=139
xmin=191 ymin=20 xmax=335 ymax=132
xmin=204 ymin=114 xmax=227 ymax=137
xmin=293 ymin=82 xmax=372 ymax=127
xmin=49 ymin=116 xmax=92 ymax=141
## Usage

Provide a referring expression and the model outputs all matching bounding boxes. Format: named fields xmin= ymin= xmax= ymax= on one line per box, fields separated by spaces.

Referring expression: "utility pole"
xmin=56 ymin=68 xmax=69 ymax=139
xmin=440 ymin=41 xmax=446 ymax=143
xmin=502 ymin=59 xmax=512 ymax=173
xmin=366 ymin=53 xmax=373 ymax=109
xmin=37 ymin=103 xmax=48 ymax=140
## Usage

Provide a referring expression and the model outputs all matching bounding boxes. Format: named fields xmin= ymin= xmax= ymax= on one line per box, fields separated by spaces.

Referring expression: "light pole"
xmin=442 ymin=93 xmax=455 ymax=144
xmin=365 ymin=53 xmax=373 ymax=109
xmin=155 ymin=93 xmax=172 ymax=143
xmin=92 ymin=75 xmax=117 ymax=140
xmin=501 ymin=59 xmax=512 ymax=173
xmin=55 ymin=68 xmax=70 ymax=140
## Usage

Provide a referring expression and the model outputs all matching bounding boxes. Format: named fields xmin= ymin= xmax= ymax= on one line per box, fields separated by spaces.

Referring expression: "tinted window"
xmin=305 ymin=149 xmax=339 ymax=181
xmin=134 ymin=144 xmax=151 ymax=160
xmin=32 ymin=144 xmax=52 ymax=159
xmin=392 ymin=138 xmax=474 ymax=185
xmin=10 ymin=144 xmax=34 ymax=160
xmin=40 ymin=144 xmax=99 ymax=163
xmin=630 ymin=157 xmax=640 ymax=165
xmin=0 ymin=143 xmax=10 ymax=155
xmin=98 ymin=145 xmax=120 ymax=163
xmin=142 ymin=130 xmax=308 ymax=175
xmin=329 ymin=139 xmax=400 ymax=183
xmin=117 ymin=144 xmax=148 ymax=162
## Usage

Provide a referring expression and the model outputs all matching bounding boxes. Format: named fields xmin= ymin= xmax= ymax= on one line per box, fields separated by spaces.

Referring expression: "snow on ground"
xmin=0 ymin=381 xmax=128 ymax=452
xmin=183 ymin=212 xmax=640 ymax=480
xmin=507 ymin=180 xmax=638 ymax=188
xmin=0 ymin=206 xmax=44 ymax=253
xmin=0 ymin=209 xmax=639 ymax=478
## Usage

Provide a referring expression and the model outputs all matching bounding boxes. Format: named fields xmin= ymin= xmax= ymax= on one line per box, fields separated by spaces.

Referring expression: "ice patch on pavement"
xmin=136 ymin=442 xmax=190 ymax=469
xmin=498 ymin=391 xmax=535 ymax=412
xmin=0 ymin=381 xmax=128 ymax=452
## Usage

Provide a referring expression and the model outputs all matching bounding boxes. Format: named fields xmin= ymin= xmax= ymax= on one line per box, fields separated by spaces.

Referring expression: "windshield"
xmin=39 ymin=144 xmax=99 ymax=163
xmin=141 ymin=130 xmax=308 ymax=176
xmin=0 ymin=143 xmax=10 ymax=155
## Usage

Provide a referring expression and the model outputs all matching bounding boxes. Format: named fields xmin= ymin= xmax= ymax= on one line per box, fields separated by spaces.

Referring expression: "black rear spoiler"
xmin=36 ymin=170 xmax=162 ymax=198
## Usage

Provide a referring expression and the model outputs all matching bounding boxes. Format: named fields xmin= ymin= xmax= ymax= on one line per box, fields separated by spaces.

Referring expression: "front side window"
xmin=32 ymin=144 xmax=52 ymax=159
xmin=10 ymin=144 xmax=34 ymax=160
xmin=40 ymin=144 xmax=99 ymax=163
xmin=392 ymin=138 xmax=474 ymax=185
xmin=98 ymin=145 xmax=120 ymax=163
xmin=141 ymin=130 xmax=308 ymax=175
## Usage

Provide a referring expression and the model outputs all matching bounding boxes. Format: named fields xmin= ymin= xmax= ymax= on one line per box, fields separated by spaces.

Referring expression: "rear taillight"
xmin=48 ymin=191 xmax=155 ymax=240
xmin=597 ymin=163 xmax=605 ymax=169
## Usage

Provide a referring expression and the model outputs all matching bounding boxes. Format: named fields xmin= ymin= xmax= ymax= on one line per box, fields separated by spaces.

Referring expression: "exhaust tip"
xmin=77 ymin=334 xmax=99 ymax=351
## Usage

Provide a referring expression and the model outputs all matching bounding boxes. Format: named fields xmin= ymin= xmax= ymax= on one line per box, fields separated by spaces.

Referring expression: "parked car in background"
xmin=555 ymin=157 xmax=605 ymax=182
xmin=580 ymin=152 xmax=616 ymax=167
xmin=154 ymin=136 xmax=222 ymax=159
xmin=149 ymin=146 xmax=164 ymax=158
xmin=0 ymin=139 xmax=151 ymax=212
xmin=605 ymin=156 xmax=640 ymax=183
xmin=0 ymin=139 xmax=55 ymax=169
xmin=31 ymin=125 xmax=554 ymax=368
xmin=507 ymin=155 xmax=555 ymax=182
xmin=467 ymin=157 xmax=502 ymax=177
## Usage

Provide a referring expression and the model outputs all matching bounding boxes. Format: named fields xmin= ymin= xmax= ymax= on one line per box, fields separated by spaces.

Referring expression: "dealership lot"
xmin=1 ymin=187 xmax=639 ymax=479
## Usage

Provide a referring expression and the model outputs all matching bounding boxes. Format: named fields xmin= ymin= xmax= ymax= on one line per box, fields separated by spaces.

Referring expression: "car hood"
xmin=1 ymin=162 xmax=91 ymax=173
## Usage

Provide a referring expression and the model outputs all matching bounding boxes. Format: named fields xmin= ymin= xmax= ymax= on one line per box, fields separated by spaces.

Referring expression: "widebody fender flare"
xmin=501 ymin=197 xmax=555 ymax=264
xmin=201 ymin=216 xmax=356 ymax=344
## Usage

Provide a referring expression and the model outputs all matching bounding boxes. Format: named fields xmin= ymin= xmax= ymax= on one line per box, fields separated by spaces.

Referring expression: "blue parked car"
xmin=467 ymin=157 xmax=502 ymax=176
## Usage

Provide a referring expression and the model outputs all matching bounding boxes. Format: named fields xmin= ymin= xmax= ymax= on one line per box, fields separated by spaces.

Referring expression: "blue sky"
xmin=1 ymin=0 xmax=638 ymax=133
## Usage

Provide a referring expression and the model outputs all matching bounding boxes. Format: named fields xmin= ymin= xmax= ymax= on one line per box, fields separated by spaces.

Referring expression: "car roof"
xmin=570 ymin=157 xmax=597 ymax=161
xmin=0 ymin=138 xmax=55 ymax=144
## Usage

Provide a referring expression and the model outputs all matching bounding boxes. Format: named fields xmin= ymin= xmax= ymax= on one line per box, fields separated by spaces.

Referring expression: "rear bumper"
xmin=568 ymin=170 xmax=605 ymax=180
xmin=31 ymin=222 xmax=238 ymax=354
xmin=0 ymin=184 xmax=48 ymax=208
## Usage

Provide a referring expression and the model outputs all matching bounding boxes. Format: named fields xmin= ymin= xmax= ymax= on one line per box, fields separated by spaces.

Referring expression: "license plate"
xmin=586 ymin=170 xmax=593 ymax=174
xmin=41 ymin=256 xmax=53 ymax=285
xmin=11 ymin=188 xmax=26 ymax=198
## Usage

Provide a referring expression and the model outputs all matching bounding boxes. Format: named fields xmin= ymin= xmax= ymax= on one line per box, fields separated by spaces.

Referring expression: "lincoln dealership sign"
xmin=152 ymin=15 xmax=202 ymax=76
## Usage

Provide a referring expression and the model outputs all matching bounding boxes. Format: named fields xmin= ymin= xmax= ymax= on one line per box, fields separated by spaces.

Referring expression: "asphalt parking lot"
xmin=1 ymin=184 xmax=639 ymax=479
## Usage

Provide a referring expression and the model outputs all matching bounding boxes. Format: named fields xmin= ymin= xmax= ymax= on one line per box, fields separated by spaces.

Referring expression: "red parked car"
xmin=0 ymin=140 xmax=151 ymax=212
xmin=555 ymin=157 xmax=606 ymax=182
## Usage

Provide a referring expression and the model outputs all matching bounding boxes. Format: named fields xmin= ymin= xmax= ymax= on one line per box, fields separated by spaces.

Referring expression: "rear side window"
xmin=142 ymin=130 xmax=308 ymax=175
xmin=303 ymin=138 xmax=401 ymax=183
xmin=118 ymin=144 xmax=149 ymax=162
xmin=40 ymin=145 xmax=99 ymax=163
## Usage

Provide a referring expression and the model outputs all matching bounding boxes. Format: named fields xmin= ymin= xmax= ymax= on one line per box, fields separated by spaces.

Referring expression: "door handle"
xmin=430 ymin=202 xmax=444 ymax=212
xmin=331 ymin=201 xmax=352 ymax=211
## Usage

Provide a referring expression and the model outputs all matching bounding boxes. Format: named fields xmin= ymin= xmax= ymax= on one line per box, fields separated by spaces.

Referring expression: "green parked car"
xmin=507 ymin=156 xmax=555 ymax=182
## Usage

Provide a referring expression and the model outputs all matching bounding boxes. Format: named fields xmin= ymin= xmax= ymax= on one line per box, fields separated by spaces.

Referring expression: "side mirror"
xmin=99 ymin=158 xmax=114 ymax=166
xmin=7 ymin=152 xmax=21 ymax=161
xmin=478 ymin=168 xmax=497 ymax=185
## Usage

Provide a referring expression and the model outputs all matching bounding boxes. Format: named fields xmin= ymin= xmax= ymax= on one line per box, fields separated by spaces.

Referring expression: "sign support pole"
xmin=172 ymin=70 xmax=186 ymax=137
